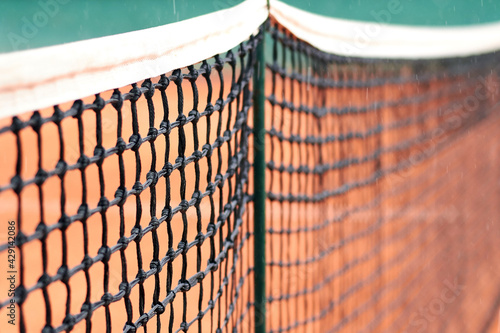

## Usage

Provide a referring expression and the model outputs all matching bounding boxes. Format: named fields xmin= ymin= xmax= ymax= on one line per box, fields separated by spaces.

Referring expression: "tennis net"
xmin=1 ymin=1 xmax=500 ymax=333
xmin=263 ymin=22 xmax=500 ymax=333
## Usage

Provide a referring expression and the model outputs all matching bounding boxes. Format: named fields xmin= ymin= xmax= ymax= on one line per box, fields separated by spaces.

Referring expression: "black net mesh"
xmin=0 ymin=29 xmax=261 ymax=333
xmin=264 ymin=24 xmax=500 ymax=333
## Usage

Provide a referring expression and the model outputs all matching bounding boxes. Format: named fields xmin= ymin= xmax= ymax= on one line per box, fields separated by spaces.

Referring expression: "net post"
xmin=253 ymin=23 xmax=267 ymax=333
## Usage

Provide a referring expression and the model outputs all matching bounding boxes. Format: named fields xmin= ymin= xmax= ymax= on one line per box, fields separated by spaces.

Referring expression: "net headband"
xmin=270 ymin=0 xmax=500 ymax=59
xmin=0 ymin=0 xmax=268 ymax=118
xmin=2 ymin=0 xmax=500 ymax=117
